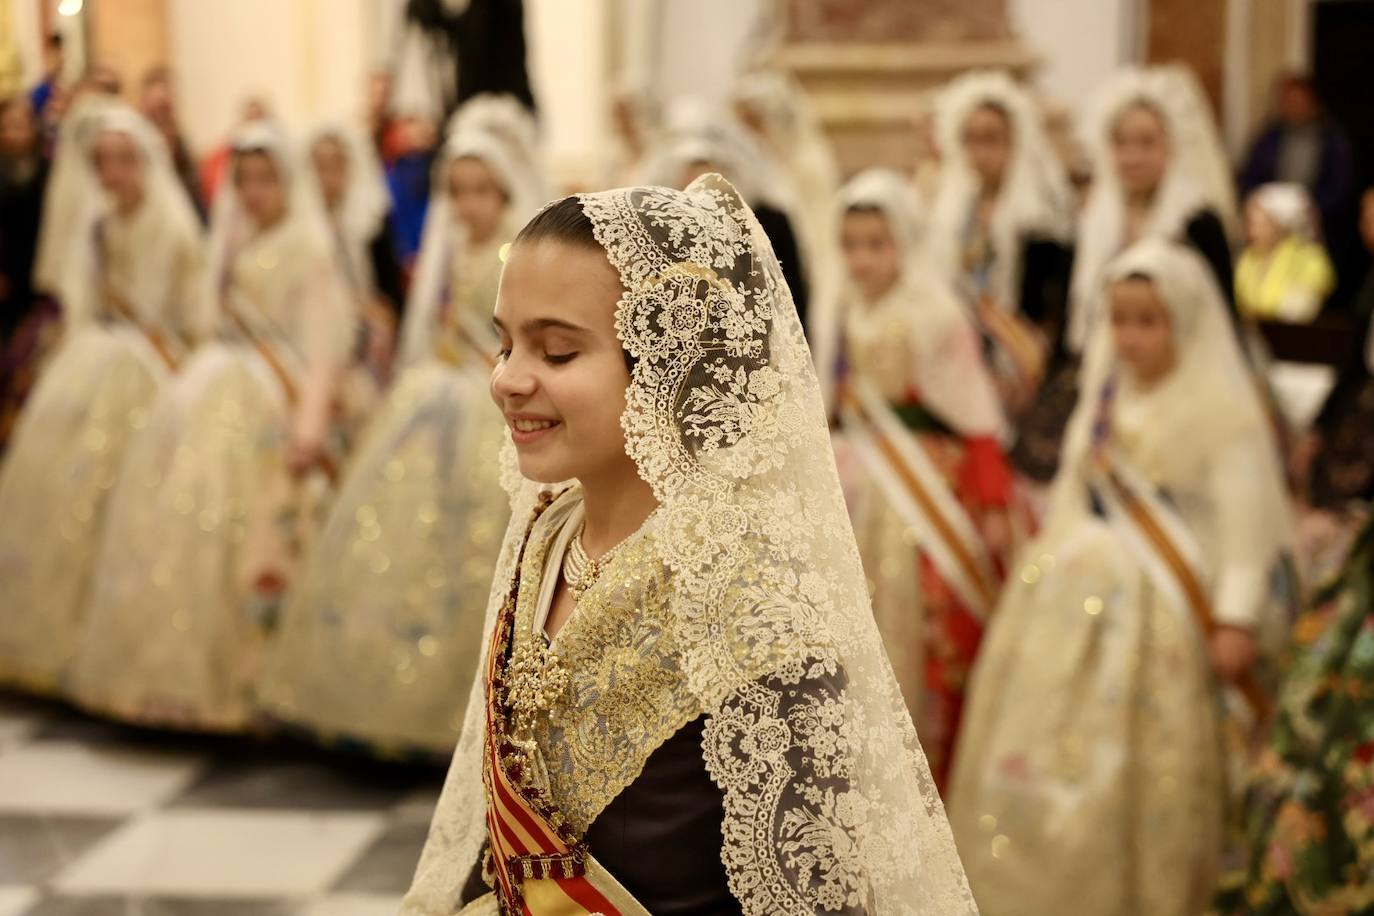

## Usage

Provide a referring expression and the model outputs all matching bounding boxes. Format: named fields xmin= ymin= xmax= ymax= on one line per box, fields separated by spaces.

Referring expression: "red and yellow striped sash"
xmin=478 ymin=494 xmax=644 ymax=915
xmin=841 ymin=385 xmax=998 ymax=615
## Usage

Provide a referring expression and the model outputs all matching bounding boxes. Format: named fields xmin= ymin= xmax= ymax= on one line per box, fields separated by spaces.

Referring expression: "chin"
xmin=514 ymin=451 xmax=575 ymax=486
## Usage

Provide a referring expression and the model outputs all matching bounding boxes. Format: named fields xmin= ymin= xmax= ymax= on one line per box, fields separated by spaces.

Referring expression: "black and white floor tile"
xmin=0 ymin=691 xmax=444 ymax=915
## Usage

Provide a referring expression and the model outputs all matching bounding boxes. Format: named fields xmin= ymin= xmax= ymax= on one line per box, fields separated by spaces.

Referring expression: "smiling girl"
xmin=401 ymin=174 xmax=975 ymax=915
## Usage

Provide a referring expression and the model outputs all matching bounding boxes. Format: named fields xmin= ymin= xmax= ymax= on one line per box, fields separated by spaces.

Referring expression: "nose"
xmin=490 ymin=353 xmax=537 ymax=407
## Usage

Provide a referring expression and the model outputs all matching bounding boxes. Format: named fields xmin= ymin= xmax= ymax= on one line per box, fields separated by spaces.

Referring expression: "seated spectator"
xmin=1239 ymin=71 xmax=1354 ymax=246
xmin=1236 ymin=183 xmax=1335 ymax=322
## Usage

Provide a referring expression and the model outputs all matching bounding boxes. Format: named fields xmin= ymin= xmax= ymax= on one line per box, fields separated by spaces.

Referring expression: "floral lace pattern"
xmin=578 ymin=177 xmax=975 ymax=914
xmin=514 ymin=495 xmax=700 ymax=833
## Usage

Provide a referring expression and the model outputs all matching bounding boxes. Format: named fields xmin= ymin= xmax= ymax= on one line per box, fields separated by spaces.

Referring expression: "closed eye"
xmin=544 ymin=352 xmax=578 ymax=365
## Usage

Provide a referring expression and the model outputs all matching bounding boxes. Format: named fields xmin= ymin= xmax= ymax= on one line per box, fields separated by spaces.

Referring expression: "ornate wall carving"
xmin=783 ymin=0 xmax=1013 ymax=43
xmin=773 ymin=0 xmax=1034 ymax=176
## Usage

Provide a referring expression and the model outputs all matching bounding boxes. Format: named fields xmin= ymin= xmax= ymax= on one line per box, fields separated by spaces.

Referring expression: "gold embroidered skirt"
xmin=948 ymin=515 xmax=1225 ymax=916
xmin=258 ymin=361 xmax=508 ymax=754
xmin=68 ymin=343 xmax=295 ymax=731
xmin=0 ymin=327 xmax=164 ymax=693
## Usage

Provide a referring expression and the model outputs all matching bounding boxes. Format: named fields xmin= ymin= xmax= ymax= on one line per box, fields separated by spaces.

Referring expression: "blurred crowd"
xmin=1 ymin=28 xmax=1373 ymax=915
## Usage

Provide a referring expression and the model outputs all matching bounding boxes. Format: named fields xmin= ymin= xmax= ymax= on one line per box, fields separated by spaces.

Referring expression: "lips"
xmin=506 ymin=414 xmax=561 ymax=445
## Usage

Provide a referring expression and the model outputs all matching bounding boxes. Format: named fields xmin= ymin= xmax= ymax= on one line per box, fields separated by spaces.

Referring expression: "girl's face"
xmin=1109 ymin=277 xmax=1177 ymax=385
xmin=310 ymin=136 xmax=349 ymax=211
xmin=491 ymin=239 xmax=633 ymax=489
xmin=962 ymin=103 xmax=1012 ymax=189
xmin=448 ymin=156 xmax=508 ymax=245
xmin=840 ymin=209 xmax=902 ymax=303
xmin=91 ymin=129 xmax=146 ymax=213
xmin=1111 ymin=103 xmax=1170 ymax=198
xmin=1244 ymin=197 xmax=1284 ymax=251
xmin=234 ymin=151 xmax=287 ymax=227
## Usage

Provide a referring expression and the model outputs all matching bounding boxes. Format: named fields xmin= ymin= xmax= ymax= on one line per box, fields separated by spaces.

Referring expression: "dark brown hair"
xmin=513 ymin=195 xmax=600 ymax=251
xmin=843 ymin=202 xmax=884 ymax=218
xmin=511 ymin=195 xmax=631 ymax=367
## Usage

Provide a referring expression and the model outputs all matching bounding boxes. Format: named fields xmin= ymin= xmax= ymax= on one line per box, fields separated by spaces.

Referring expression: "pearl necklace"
xmin=561 ymin=521 xmax=632 ymax=600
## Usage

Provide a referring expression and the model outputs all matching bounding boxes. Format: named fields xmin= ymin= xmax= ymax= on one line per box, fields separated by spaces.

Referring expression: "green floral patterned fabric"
xmin=1226 ymin=515 xmax=1374 ymax=914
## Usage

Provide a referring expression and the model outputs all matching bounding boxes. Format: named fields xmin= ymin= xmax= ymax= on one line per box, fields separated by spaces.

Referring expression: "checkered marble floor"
xmin=0 ymin=691 xmax=445 ymax=915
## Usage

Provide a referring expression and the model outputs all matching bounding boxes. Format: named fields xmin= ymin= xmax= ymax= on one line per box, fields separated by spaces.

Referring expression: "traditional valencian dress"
xmin=401 ymin=175 xmax=976 ymax=915
xmin=924 ymin=70 xmax=1075 ymax=424
xmin=4 ymin=94 xmax=117 ymax=446
xmin=67 ymin=122 xmax=354 ymax=731
xmin=829 ymin=169 xmax=1013 ymax=789
xmin=948 ymin=239 xmax=1294 ymax=916
xmin=258 ymin=123 xmax=542 ymax=755
xmin=734 ymin=69 xmax=842 ymax=331
xmin=304 ymin=122 xmax=405 ymax=437
xmin=0 ymin=106 xmax=204 ymax=694
xmin=1014 ymin=66 xmax=1241 ymax=484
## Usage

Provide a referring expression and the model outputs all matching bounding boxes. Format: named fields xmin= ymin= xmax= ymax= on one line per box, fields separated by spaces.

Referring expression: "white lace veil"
xmin=205 ymin=121 xmax=331 ymax=292
xmin=833 ymin=168 xmax=1007 ymax=440
xmin=643 ymin=98 xmax=799 ymax=215
xmin=734 ymin=71 xmax=834 ymax=175
xmin=1067 ymin=65 xmax=1240 ymax=353
xmin=401 ymin=174 xmax=976 ymax=914
xmin=810 ymin=169 xmax=978 ymax=410
xmin=927 ymin=69 xmax=1074 ymax=310
xmin=445 ymin=92 xmax=552 ymax=206
xmin=734 ymin=69 xmax=844 ymax=302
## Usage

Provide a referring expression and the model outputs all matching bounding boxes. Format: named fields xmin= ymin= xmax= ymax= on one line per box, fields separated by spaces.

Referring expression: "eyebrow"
xmin=491 ymin=316 xmax=589 ymax=335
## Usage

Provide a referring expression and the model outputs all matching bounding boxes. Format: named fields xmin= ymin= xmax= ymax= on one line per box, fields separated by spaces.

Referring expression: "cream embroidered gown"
xmin=0 ymin=111 xmax=203 ymax=694
xmin=257 ymin=224 xmax=511 ymax=755
xmin=947 ymin=240 xmax=1291 ymax=916
xmin=837 ymin=284 xmax=1010 ymax=786
xmin=68 ymin=187 xmax=352 ymax=731
xmin=0 ymin=207 xmax=202 ymax=694
xmin=829 ymin=170 xmax=1011 ymax=787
